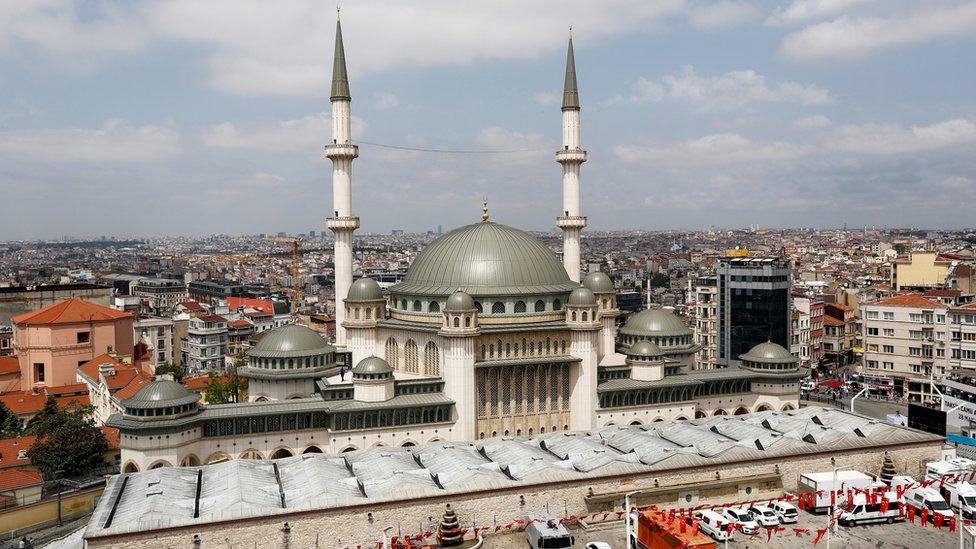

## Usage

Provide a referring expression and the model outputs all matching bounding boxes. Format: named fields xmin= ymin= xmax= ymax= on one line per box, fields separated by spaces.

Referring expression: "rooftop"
xmin=84 ymin=406 xmax=940 ymax=539
xmin=12 ymin=298 xmax=131 ymax=326
xmin=872 ymin=294 xmax=948 ymax=309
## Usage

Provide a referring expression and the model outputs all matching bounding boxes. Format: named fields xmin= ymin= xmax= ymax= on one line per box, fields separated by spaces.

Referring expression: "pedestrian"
xmin=18 ymin=537 xmax=27 ymax=549
xmin=339 ymin=365 xmax=347 ymax=381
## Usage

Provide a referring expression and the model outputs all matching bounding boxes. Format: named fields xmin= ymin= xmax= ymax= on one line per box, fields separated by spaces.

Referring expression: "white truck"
xmin=838 ymin=490 xmax=905 ymax=526
xmin=798 ymin=470 xmax=877 ymax=513
xmin=893 ymin=475 xmax=955 ymax=524
xmin=927 ymin=458 xmax=976 ymax=518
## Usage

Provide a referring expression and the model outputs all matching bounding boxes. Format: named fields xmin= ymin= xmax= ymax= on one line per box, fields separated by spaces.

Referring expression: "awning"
xmin=818 ymin=379 xmax=844 ymax=389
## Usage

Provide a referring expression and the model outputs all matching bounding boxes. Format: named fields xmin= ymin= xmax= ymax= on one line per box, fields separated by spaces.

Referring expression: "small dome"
xmin=444 ymin=290 xmax=476 ymax=312
xmin=347 ymin=277 xmax=383 ymax=301
xmin=739 ymin=341 xmax=797 ymax=364
xmin=123 ymin=379 xmax=198 ymax=410
xmin=568 ymin=286 xmax=597 ymax=307
xmin=352 ymin=356 xmax=394 ymax=376
xmin=627 ymin=339 xmax=662 ymax=358
xmin=621 ymin=307 xmax=692 ymax=338
xmin=249 ymin=324 xmax=334 ymax=359
xmin=582 ymin=271 xmax=614 ymax=294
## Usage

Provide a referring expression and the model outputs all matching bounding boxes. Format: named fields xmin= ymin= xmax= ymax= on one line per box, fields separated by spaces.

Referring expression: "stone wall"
xmin=85 ymin=440 xmax=942 ymax=549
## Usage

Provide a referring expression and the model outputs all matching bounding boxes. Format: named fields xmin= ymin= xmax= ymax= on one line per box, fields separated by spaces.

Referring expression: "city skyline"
xmin=1 ymin=1 xmax=975 ymax=239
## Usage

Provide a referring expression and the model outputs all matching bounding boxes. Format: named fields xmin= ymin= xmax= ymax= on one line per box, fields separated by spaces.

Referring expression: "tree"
xmin=154 ymin=362 xmax=184 ymax=382
xmin=26 ymin=401 xmax=107 ymax=479
xmin=25 ymin=396 xmax=60 ymax=435
xmin=202 ymin=363 xmax=248 ymax=404
xmin=649 ymin=272 xmax=670 ymax=288
xmin=0 ymin=401 xmax=22 ymax=438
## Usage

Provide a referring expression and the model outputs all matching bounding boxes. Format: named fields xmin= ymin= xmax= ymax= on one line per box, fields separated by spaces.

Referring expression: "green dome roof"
xmin=347 ymin=277 xmax=383 ymax=301
xmin=568 ymin=286 xmax=597 ymax=306
xmin=621 ymin=307 xmax=692 ymax=338
xmin=389 ymin=222 xmax=577 ymax=297
xmin=627 ymin=339 xmax=662 ymax=358
xmin=123 ymin=379 xmax=199 ymax=410
xmin=445 ymin=290 xmax=476 ymax=312
xmin=582 ymin=271 xmax=614 ymax=294
xmin=740 ymin=341 xmax=797 ymax=364
xmin=352 ymin=356 xmax=394 ymax=376
xmin=249 ymin=324 xmax=334 ymax=359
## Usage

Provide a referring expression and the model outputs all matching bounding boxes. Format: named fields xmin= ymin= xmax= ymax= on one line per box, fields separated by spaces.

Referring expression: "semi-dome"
xmin=389 ymin=222 xmax=577 ymax=297
xmin=740 ymin=341 xmax=796 ymax=364
xmin=568 ymin=286 xmax=597 ymax=306
xmin=444 ymin=290 xmax=476 ymax=312
xmin=249 ymin=324 xmax=334 ymax=358
xmin=123 ymin=379 xmax=199 ymax=409
xmin=582 ymin=271 xmax=614 ymax=294
xmin=352 ymin=356 xmax=394 ymax=376
xmin=347 ymin=277 xmax=383 ymax=301
xmin=627 ymin=339 xmax=662 ymax=358
xmin=621 ymin=307 xmax=692 ymax=338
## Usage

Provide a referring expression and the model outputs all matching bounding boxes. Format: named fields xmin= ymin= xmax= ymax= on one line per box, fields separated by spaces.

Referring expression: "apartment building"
xmin=891 ymin=251 xmax=951 ymax=291
xmin=939 ymin=302 xmax=976 ymax=427
xmin=181 ymin=314 xmax=229 ymax=373
xmin=134 ymin=316 xmax=175 ymax=372
xmin=860 ymin=294 xmax=948 ymax=402
xmin=791 ymin=309 xmax=812 ymax=367
xmin=715 ymin=257 xmax=792 ymax=367
xmin=692 ymin=275 xmax=717 ymax=370
xmin=133 ymin=278 xmax=188 ymax=314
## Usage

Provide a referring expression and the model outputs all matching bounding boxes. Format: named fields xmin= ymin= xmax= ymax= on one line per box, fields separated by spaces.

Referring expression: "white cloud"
xmin=630 ymin=65 xmax=830 ymax=111
xmin=201 ymin=113 xmax=367 ymax=152
xmin=615 ymin=133 xmax=809 ymax=166
xmin=793 ymin=114 xmax=832 ymax=130
xmin=779 ymin=3 xmax=976 ymax=61
xmin=372 ymin=92 xmax=399 ymax=110
xmin=144 ymin=0 xmax=686 ymax=97
xmin=765 ymin=0 xmax=872 ymax=27
xmin=533 ymin=91 xmax=559 ymax=106
xmin=0 ymin=119 xmax=180 ymax=162
xmin=832 ymin=118 xmax=976 ymax=155
xmin=688 ymin=1 xmax=761 ymax=30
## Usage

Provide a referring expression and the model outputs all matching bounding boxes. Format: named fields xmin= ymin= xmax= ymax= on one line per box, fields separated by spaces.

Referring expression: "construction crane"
xmin=265 ymin=236 xmax=302 ymax=314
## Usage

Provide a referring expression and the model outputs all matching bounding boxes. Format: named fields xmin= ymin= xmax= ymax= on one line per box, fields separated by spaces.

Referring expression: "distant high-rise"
xmin=715 ymin=257 xmax=792 ymax=367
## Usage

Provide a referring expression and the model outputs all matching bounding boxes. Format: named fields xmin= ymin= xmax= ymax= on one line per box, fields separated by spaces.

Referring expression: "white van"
xmin=838 ymin=491 xmax=904 ymax=526
xmin=525 ymin=516 xmax=574 ymax=549
xmin=770 ymin=501 xmax=799 ymax=524
xmin=894 ymin=476 xmax=955 ymax=524
xmin=693 ymin=510 xmax=733 ymax=542
xmin=941 ymin=481 xmax=976 ymax=519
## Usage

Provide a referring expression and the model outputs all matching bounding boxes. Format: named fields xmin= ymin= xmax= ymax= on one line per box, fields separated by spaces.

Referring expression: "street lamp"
xmin=625 ymin=490 xmax=640 ymax=549
xmin=850 ymin=387 xmax=867 ymax=413
xmin=826 ymin=465 xmax=847 ymax=549
xmin=55 ymin=469 xmax=64 ymax=527
xmin=381 ymin=525 xmax=394 ymax=549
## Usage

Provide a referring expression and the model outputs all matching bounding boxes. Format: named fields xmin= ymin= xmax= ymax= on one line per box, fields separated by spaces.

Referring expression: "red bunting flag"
xmin=920 ymin=507 xmax=928 ymax=526
xmin=908 ymin=505 xmax=915 ymax=523
xmin=935 ymin=513 xmax=945 ymax=530
xmin=813 ymin=528 xmax=827 ymax=545
xmin=950 ymin=516 xmax=957 ymax=533
xmin=880 ymin=496 xmax=888 ymax=514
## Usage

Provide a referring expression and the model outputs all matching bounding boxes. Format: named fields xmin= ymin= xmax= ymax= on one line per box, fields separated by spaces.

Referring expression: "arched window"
xmin=492 ymin=302 xmax=505 ymax=314
xmin=535 ymin=300 xmax=545 ymax=312
xmin=571 ymin=311 xmax=577 ymax=321
xmin=429 ymin=301 xmax=440 ymax=313
xmin=465 ymin=316 xmax=471 ymax=327
xmin=514 ymin=301 xmax=526 ymax=313
xmin=385 ymin=338 xmax=400 ymax=370
xmin=400 ymin=299 xmax=407 ymax=310
xmin=553 ymin=299 xmax=562 ymax=310
xmin=424 ymin=342 xmax=439 ymax=376
xmin=413 ymin=300 xmax=422 ymax=312
xmin=453 ymin=317 xmax=460 ymax=328
xmin=475 ymin=302 xmax=483 ymax=313
xmin=354 ymin=307 xmax=360 ymax=319
xmin=365 ymin=307 xmax=372 ymax=319
xmin=404 ymin=340 xmax=419 ymax=373
xmin=581 ymin=311 xmax=588 ymax=321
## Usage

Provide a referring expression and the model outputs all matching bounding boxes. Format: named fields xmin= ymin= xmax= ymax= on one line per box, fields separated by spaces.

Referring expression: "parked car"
xmin=722 ymin=508 xmax=760 ymax=535
xmin=692 ymin=510 xmax=734 ymax=542
xmin=770 ymin=501 xmax=799 ymax=524
xmin=748 ymin=505 xmax=780 ymax=526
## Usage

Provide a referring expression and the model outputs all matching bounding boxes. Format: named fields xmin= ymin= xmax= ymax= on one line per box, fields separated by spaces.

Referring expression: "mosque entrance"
xmin=475 ymin=362 xmax=573 ymax=439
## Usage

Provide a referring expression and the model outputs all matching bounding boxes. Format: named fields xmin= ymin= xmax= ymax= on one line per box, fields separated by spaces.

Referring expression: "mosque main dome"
xmin=390 ymin=222 xmax=577 ymax=298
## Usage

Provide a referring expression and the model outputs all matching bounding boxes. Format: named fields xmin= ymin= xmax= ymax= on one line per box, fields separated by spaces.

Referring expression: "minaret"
xmin=326 ymin=13 xmax=359 ymax=347
xmin=556 ymin=32 xmax=587 ymax=282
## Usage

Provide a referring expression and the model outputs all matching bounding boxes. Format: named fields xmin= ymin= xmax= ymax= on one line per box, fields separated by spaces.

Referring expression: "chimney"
xmin=99 ymin=362 xmax=116 ymax=378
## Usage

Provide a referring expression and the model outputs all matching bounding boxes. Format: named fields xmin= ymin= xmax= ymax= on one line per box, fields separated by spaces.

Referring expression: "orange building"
xmin=12 ymin=299 xmax=133 ymax=391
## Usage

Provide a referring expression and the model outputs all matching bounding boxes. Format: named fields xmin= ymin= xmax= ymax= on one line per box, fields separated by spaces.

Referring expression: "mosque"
xmin=108 ymin=20 xmax=805 ymax=472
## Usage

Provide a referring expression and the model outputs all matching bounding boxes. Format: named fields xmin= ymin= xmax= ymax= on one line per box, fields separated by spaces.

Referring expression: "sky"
xmin=1 ymin=0 xmax=975 ymax=239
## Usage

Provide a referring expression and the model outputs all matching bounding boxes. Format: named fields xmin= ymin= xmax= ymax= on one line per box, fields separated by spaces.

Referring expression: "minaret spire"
xmin=555 ymin=31 xmax=587 ymax=282
xmin=331 ymin=15 xmax=351 ymax=101
xmin=326 ymin=10 xmax=360 ymax=347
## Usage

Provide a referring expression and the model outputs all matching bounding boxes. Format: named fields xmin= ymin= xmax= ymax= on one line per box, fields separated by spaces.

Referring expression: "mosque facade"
xmin=107 ymin=20 xmax=805 ymax=473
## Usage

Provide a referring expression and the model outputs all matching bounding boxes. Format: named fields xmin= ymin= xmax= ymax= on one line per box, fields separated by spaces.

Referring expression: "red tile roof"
xmin=113 ymin=376 xmax=150 ymax=400
xmin=0 ymin=469 xmax=43 ymax=491
xmin=227 ymin=297 xmax=275 ymax=314
xmin=0 ymin=391 xmax=90 ymax=416
xmin=823 ymin=316 xmax=845 ymax=327
xmin=46 ymin=383 xmax=89 ymax=396
xmin=100 ymin=426 xmax=120 ymax=450
xmin=924 ymin=289 xmax=962 ymax=298
xmin=197 ymin=314 xmax=227 ymax=323
xmin=0 ymin=435 xmax=35 ymax=469
xmin=227 ymin=319 xmax=252 ymax=328
xmin=11 ymin=298 xmax=131 ymax=326
xmin=77 ymin=354 xmax=151 ymax=400
xmin=874 ymin=294 xmax=948 ymax=309
xmin=178 ymin=301 xmax=203 ymax=311
xmin=182 ymin=374 xmax=225 ymax=391
xmin=0 ymin=357 xmax=19 ymax=376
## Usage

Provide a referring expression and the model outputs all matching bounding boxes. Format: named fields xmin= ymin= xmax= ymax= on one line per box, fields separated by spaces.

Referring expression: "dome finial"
xmin=482 ymin=197 xmax=489 ymax=222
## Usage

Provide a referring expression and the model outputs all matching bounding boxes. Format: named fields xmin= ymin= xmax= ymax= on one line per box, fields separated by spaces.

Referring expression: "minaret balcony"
xmin=555 ymin=149 xmax=587 ymax=164
xmin=556 ymin=215 xmax=587 ymax=229
xmin=325 ymin=143 xmax=360 ymax=160
xmin=327 ymin=216 xmax=361 ymax=231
